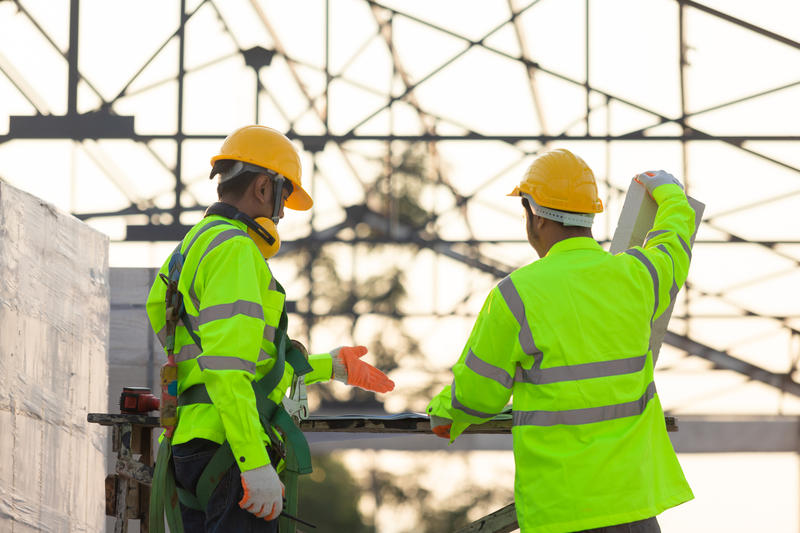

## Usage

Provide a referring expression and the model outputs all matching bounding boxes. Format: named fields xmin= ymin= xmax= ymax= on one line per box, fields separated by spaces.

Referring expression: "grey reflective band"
xmin=465 ymin=349 xmax=513 ymax=389
xmin=655 ymin=243 xmax=673 ymax=263
xmin=198 ymin=300 xmax=264 ymax=326
xmin=678 ymin=234 xmax=692 ymax=260
xmin=655 ymin=244 xmax=680 ymax=307
xmin=268 ymin=277 xmax=277 ymax=292
xmin=263 ymin=324 xmax=276 ymax=343
xmin=625 ymin=249 xmax=659 ymax=320
xmin=513 ymin=381 xmax=657 ymax=427
xmin=175 ymin=343 xmax=202 ymax=363
xmin=197 ymin=355 xmax=256 ymax=374
xmin=669 ymin=280 xmax=680 ymax=306
xmin=644 ymin=229 xmax=669 ymax=245
xmin=497 ymin=277 xmax=542 ymax=366
xmin=451 ymin=381 xmax=500 ymax=419
xmin=189 ymin=228 xmax=249 ymax=310
xmin=258 ymin=349 xmax=273 ymax=362
xmin=522 ymin=193 xmax=594 ymax=227
xmin=516 ymin=355 xmax=646 ymax=385
xmin=156 ymin=326 xmax=166 ymax=346
xmin=184 ymin=220 xmax=230 ymax=255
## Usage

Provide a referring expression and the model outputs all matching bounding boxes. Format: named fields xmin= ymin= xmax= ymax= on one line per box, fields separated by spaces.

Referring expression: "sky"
xmin=2 ymin=0 xmax=800 ymax=531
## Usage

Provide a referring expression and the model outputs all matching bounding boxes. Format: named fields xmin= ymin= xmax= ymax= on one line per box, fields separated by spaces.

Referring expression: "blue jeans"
xmin=576 ymin=516 xmax=660 ymax=533
xmin=172 ymin=438 xmax=279 ymax=533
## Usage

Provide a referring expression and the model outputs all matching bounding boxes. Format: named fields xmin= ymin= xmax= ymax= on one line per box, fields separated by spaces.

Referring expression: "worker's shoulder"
xmin=184 ymin=217 xmax=250 ymax=252
xmin=182 ymin=217 xmax=259 ymax=265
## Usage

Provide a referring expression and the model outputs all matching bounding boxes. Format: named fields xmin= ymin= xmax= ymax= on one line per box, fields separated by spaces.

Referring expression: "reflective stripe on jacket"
xmin=428 ymin=183 xmax=695 ymax=532
xmin=146 ymin=215 xmax=332 ymax=472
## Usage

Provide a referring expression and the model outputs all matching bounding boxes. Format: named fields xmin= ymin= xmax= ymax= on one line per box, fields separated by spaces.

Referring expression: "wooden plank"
xmin=609 ymin=179 xmax=705 ymax=362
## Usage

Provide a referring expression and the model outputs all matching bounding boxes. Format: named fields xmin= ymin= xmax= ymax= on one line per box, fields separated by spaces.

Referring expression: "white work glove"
xmin=239 ymin=464 xmax=284 ymax=520
xmin=429 ymin=414 xmax=453 ymax=439
xmin=635 ymin=170 xmax=683 ymax=194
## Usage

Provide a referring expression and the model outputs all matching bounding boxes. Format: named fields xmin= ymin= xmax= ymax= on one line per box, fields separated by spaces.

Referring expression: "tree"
xmin=282 ymin=143 xmax=513 ymax=532
xmin=297 ymin=454 xmax=370 ymax=533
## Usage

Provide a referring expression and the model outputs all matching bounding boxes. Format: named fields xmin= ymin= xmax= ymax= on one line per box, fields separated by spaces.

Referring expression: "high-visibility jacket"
xmin=146 ymin=215 xmax=332 ymax=472
xmin=428 ymin=183 xmax=695 ymax=533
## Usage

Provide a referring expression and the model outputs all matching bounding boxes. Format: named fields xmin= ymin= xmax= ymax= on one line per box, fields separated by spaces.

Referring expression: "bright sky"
xmin=2 ymin=0 xmax=800 ymax=531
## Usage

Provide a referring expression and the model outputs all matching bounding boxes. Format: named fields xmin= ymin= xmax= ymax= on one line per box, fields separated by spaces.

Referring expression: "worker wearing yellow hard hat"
xmin=147 ymin=125 xmax=394 ymax=531
xmin=428 ymin=148 xmax=695 ymax=532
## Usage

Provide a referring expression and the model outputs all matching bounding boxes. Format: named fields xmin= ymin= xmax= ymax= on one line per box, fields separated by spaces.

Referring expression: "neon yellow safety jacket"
xmin=428 ymin=183 xmax=695 ymax=533
xmin=146 ymin=215 xmax=332 ymax=472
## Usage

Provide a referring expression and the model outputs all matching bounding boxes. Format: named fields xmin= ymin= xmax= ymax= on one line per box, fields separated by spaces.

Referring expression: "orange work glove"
xmin=330 ymin=346 xmax=395 ymax=393
xmin=429 ymin=415 xmax=452 ymax=439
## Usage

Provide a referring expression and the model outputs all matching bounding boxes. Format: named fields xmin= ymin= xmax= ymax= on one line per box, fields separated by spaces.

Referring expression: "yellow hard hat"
xmin=210 ymin=125 xmax=313 ymax=211
xmin=508 ymin=148 xmax=603 ymax=214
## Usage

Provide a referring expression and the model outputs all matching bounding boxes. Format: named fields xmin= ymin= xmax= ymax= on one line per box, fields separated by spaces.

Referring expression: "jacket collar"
xmin=545 ymin=237 xmax=603 ymax=257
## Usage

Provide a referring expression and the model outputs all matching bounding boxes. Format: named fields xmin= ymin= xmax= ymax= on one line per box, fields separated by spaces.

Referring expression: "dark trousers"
xmin=172 ymin=438 xmax=279 ymax=533
xmin=576 ymin=516 xmax=660 ymax=533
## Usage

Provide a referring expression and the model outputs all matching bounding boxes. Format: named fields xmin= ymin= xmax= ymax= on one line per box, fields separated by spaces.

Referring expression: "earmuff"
xmin=248 ymin=217 xmax=281 ymax=259
xmin=204 ymin=202 xmax=281 ymax=260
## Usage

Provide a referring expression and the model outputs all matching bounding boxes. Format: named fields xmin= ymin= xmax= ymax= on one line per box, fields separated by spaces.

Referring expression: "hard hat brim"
xmin=285 ymin=183 xmax=313 ymax=211
xmin=284 ymin=182 xmax=314 ymax=211
xmin=507 ymin=186 xmax=522 ymax=197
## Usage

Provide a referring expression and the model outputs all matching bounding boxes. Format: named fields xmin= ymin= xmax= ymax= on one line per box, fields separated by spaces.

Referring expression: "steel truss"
xmin=2 ymin=0 xmax=800 ymax=417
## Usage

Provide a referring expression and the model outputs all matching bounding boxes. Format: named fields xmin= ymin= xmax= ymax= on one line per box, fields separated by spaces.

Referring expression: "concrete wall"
xmin=0 ymin=179 xmax=108 ymax=532
xmin=108 ymin=268 xmax=160 ymax=412
xmin=107 ymin=268 xmax=160 ymax=532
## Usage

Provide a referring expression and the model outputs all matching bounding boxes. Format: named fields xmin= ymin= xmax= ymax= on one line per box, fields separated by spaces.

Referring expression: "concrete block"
xmin=0 ymin=178 xmax=108 ymax=532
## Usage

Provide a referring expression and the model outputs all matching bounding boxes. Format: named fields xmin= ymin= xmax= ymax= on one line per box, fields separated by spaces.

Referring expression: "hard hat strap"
xmin=522 ymin=193 xmax=595 ymax=228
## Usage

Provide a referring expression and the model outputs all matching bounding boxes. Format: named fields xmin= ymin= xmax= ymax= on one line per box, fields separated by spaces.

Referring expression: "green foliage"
xmin=367 ymin=460 xmax=514 ymax=533
xmin=285 ymin=144 xmax=512 ymax=533
xmin=297 ymin=455 xmax=370 ymax=533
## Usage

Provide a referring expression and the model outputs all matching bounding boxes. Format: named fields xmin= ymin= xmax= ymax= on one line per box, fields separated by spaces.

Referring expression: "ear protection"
xmin=205 ymin=202 xmax=281 ymax=260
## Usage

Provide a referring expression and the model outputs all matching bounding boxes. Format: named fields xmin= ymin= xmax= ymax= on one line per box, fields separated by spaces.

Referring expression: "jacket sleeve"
xmin=625 ymin=183 xmax=696 ymax=322
xmin=146 ymin=260 xmax=170 ymax=349
xmin=304 ymin=353 xmax=333 ymax=385
xmin=194 ymin=237 xmax=271 ymax=472
xmin=427 ymin=286 xmax=519 ymax=441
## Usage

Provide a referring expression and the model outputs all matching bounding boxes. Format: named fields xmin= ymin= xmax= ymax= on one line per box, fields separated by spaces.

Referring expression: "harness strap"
xmin=150 ymin=439 xmax=184 ymax=533
xmin=155 ymin=222 xmax=314 ymax=517
xmin=175 ymin=441 xmax=235 ymax=511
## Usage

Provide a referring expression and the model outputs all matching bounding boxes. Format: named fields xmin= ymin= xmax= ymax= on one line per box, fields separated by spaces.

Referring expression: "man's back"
xmin=507 ymin=237 xmax=693 ymax=532
xmin=428 ymin=158 xmax=697 ymax=532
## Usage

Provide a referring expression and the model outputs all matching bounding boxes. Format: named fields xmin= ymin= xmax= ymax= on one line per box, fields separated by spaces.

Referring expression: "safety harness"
xmin=149 ymin=217 xmax=313 ymax=533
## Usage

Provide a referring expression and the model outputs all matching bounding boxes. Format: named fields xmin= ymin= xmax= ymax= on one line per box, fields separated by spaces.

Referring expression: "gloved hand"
xmin=239 ymin=464 xmax=284 ymax=520
xmin=429 ymin=414 xmax=452 ymax=439
xmin=331 ymin=346 xmax=395 ymax=393
xmin=634 ymin=170 xmax=683 ymax=195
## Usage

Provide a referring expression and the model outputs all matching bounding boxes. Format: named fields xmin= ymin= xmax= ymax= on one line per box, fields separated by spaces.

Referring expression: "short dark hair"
xmin=212 ymin=159 xmax=260 ymax=200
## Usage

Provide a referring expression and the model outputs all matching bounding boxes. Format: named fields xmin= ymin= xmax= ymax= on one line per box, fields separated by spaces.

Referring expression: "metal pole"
xmin=678 ymin=2 xmax=692 ymax=355
xmin=67 ymin=0 xmax=80 ymax=115
xmin=174 ymin=0 xmax=187 ymax=225
xmin=585 ymin=0 xmax=590 ymax=133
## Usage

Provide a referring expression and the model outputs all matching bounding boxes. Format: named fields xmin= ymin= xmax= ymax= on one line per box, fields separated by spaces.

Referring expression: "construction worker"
xmin=146 ymin=125 xmax=395 ymax=532
xmin=427 ymin=149 xmax=694 ymax=533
